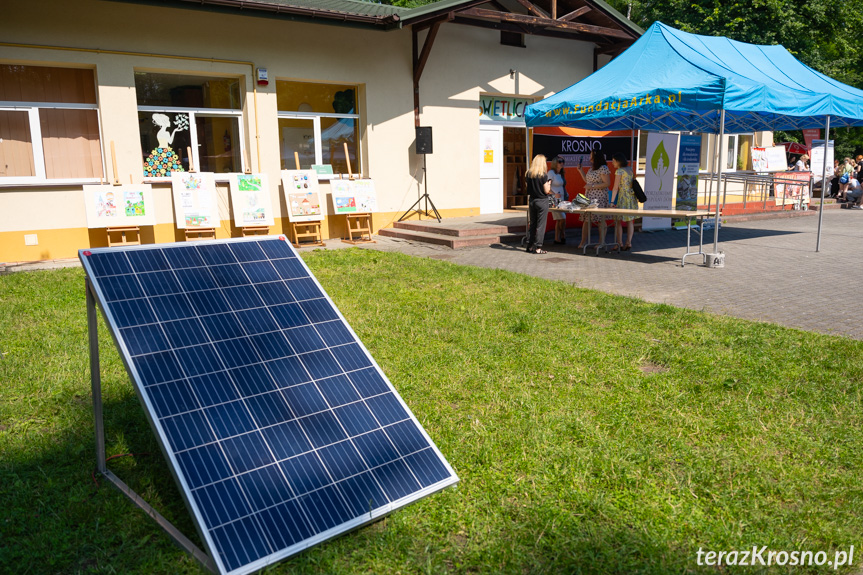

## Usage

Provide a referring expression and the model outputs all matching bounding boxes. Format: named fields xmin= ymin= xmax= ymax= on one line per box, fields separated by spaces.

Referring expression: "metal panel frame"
xmin=82 ymin=235 xmax=459 ymax=575
xmin=87 ymin=278 xmax=219 ymax=574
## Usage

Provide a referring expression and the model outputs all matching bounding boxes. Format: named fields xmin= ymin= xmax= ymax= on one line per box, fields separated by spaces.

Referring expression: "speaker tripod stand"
xmin=399 ymin=153 xmax=441 ymax=223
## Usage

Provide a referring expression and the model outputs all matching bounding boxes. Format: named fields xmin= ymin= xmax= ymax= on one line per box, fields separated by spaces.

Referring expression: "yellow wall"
xmin=0 ymin=0 xmax=595 ymax=263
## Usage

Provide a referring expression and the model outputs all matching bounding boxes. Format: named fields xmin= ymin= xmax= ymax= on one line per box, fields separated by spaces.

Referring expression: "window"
xmin=0 ymin=65 xmax=104 ymax=183
xmin=135 ymin=72 xmax=244 ymax=178
xmin=737 ymin=134 xmax=754 ymax=171
xmin=501 ymin=31 xmax=525 ymax=48
xmin=636 ymin=130 xmax=649 ymax=173
xmin=723 ymin=134 xmax=754 ymax=171
xmin=276 ymin=81 xmax=359 ymax=176
xmin=699 ymin=133 xmax=711 ymax=172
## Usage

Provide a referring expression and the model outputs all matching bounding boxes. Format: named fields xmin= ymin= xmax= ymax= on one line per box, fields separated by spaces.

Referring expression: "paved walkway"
xmin=5 ymin=211 xmax=860 ymax=339
xmin=345 ymin=210 xmax=863 ymax=340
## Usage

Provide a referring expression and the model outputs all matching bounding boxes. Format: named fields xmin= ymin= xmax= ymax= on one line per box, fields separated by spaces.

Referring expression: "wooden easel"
xmin=178 ymin=149 xmax=215 ymax=241
xmin=185 ymin=228 xmax=216 ymax=241
xmin=241 ymin=225 xmax=270 ymax=237
xmin=339 ymin=145 xmax=375 ymax=243
xmin=106 ymin=226 xmax=141 ymax=247
xmin=287 ymin=152 xmax=325 ymax=247
xmin=105 ymin=142 xmax=141 ymax=246
xmin=289 ymin=222 xmax=325 ymax=248
xmin=344 ymin=214 xmax=375 ymax=244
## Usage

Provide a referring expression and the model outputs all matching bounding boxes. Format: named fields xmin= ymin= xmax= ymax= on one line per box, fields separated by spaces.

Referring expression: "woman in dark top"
xmin=525 ymin=154 xmax=552 ymax=254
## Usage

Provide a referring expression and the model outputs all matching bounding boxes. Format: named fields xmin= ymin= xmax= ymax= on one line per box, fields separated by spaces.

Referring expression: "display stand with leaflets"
xmin=282 ymin=156 xmax=326 ymax=248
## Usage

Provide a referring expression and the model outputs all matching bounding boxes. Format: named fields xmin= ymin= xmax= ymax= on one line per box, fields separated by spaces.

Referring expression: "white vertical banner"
xmin=643 ymin=132 xmax=680 ymax=230
xmin=810 ymin=139 xmax=834 ymax=179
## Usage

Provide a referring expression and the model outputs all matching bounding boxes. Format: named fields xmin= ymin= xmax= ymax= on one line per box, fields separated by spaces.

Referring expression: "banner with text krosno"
xmin=643 ymin=132 xmax=679 ymax=230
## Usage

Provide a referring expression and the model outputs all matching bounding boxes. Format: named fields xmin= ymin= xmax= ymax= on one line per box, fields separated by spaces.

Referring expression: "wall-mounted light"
xmin=510 ymin=69 xmax=516 ymax=79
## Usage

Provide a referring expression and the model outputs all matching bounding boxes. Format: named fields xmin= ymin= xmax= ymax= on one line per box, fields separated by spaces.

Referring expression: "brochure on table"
xmin=83 ymin=184 xmax=157 ymax=228
xmin=331 ymin=179 xmax=378 ymax=215
xmin=282 ymin=170 xmax=325 ymax=222
xmin=170 ymin=172 xmax=220 ymax=229
xmin=228 ymin=173 xmax=275 ymax=227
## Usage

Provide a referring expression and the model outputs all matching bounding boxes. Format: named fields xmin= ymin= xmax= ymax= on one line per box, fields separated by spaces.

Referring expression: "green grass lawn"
xmin=1 ymin=248 xmax=862 ymax=574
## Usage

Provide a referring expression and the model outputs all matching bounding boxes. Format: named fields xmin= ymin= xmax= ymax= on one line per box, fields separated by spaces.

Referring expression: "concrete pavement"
xmin=346 ymin=210 xmax=863 ymax=340
xmin=4 ymin=210 xmax=860 ymax=339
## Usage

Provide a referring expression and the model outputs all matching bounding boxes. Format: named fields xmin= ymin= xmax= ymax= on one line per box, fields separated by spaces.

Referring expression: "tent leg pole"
xmin=712 ymin=110 xmax=726 ymax=254
xmin=816 ymin=116 xmax=830 ymax=252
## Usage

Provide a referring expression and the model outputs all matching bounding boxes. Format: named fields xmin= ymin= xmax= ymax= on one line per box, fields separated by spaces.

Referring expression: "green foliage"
xmin=613 ymin=0 xmax=862 ymax=87
xmin=607 ymin=0 xmax=863 ymax=155
xmin=2 ymin=253 xmax=863 ymax=574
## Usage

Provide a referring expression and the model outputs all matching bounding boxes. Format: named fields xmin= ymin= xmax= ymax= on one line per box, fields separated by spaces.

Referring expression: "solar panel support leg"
xmin=100 ymin=469 xmax=218 ymax=574
xmin=87 ymin=279 xmax=107 ymax=474
xmin=86 ymin=280 xmax=218 ymax=575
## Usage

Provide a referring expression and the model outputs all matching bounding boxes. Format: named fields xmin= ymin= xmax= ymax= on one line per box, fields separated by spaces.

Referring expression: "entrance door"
xmin=479 ymin=125 xmax=503 ymax=214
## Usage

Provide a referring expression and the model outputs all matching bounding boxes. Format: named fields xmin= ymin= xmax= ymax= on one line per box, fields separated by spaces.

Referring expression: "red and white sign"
xmin=802 ymin=129 xmax=820 ymax=150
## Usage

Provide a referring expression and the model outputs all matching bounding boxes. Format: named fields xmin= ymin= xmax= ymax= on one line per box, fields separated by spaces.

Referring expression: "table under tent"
xmin=525 ymin=21 xmax=863 ymax=255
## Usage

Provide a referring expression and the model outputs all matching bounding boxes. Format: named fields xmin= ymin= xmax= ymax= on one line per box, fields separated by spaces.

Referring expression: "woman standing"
xmin=572 ymin=150 xmax=611 ymax=249
xmin=525 ymin=154 xmax=552 ymax=254
xmin=548 ymin=156 xmax=567 ymax=244
xmin=610 ymin=153 xmax=636 ymax=251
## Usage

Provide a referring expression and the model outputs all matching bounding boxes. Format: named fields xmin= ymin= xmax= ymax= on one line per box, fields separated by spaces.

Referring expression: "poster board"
xmin=774 ymin=172 xmax=811 ymax=206
xmin=330 ymin=180 xmax=357 ymax=214
xmin=170 ymin=172 xmax=220 ymax=229
xmin=228 ymin=173 xmax=275 ymax=227
xmin=330 ymin=179 xmax=378 ymax=214
xmin=675 ymin=134 xmax=701 ymax=212
xmin=752 ymin=146 xmax=788 ymax=172
xmin=282 ymin=170 xmax=325 ymax=222
xmin=84 ymin=185 xmax=157 ymax=228
xmin=643 ymin=132 xmax=679 ymax=230
xmin=352 ymin=179 xmax=378 ymax=213
xmin=810 ymin=139 xmax=835 ymax=179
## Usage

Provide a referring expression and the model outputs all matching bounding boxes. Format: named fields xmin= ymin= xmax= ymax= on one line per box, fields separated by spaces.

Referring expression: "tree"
xmin=605 ymin=0 xmax=863 ymax=156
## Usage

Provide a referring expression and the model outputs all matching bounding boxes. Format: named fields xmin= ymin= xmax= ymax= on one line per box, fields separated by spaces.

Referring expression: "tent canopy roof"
xmin=525 ymin=22 xmax=863 ymax=133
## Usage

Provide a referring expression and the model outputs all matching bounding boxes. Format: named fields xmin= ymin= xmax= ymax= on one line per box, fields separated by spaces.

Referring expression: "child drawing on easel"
xmin=143 ymin=113 xmax=189 ymax=177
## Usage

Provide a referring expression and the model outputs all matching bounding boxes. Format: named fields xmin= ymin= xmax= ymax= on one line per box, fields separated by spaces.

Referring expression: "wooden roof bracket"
xmin=413 ymin=15 xmax=450 ymax=126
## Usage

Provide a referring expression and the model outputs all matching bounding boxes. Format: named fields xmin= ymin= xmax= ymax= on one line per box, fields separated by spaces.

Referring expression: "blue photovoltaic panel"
xmin=80 ymin=237 xmax=458 ymax=575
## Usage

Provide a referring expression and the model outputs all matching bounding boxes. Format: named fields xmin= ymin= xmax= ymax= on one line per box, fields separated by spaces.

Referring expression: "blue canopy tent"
xmin=525 ymin=21 xmax=863 ymax=253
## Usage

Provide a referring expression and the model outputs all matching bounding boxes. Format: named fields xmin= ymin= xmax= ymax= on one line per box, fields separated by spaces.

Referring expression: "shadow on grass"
xmin=0 ymin=383 xmax=693 ymax=575
xmin=0 ymin=385 xmax=203 ymax=574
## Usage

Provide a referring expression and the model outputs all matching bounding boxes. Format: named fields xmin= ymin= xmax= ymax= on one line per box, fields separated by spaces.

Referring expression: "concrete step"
xmin=391 ymin=220 xmax=525 ymax=237
xmin=379 ymin=227 xmax=524 ymax=249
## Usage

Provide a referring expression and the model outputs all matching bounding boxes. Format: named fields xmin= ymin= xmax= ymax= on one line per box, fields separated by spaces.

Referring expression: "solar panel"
xmin=80 ymin=237 xmax=458 ymax=575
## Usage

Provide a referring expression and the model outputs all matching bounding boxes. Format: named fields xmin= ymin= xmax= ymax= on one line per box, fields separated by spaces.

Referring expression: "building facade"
xmin=0 ymin=0 xmax=640 ymax=262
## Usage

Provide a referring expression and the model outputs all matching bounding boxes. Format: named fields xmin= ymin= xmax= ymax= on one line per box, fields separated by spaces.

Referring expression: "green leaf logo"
xmin=651 ymin=140 xmax=670 ymax=191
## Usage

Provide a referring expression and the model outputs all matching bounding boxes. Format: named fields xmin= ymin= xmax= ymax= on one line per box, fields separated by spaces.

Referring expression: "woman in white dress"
xmin=548 ymin=156 xmax=567 ymax=244
xmin=572 ymin=150 xmax=611 ymax=249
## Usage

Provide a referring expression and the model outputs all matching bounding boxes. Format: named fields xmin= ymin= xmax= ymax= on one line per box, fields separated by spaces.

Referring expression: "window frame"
xmin=277 ymin=110 xmax=361 ymax=180
xmin=726 ymin=134 xmax=739 ymax=171
xmin=0 ymin=101 xmax=104 ymax=186
xmin=137 ymin=105 xmax=246 ymax=181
